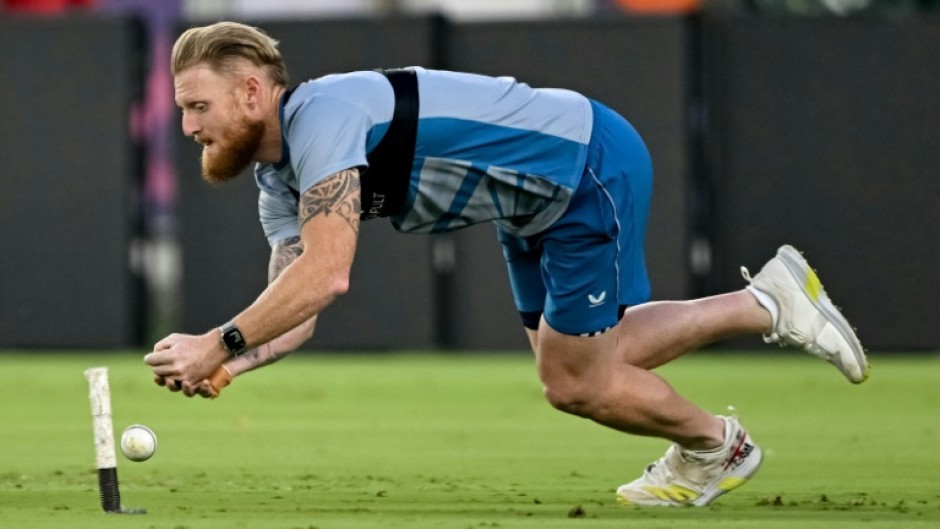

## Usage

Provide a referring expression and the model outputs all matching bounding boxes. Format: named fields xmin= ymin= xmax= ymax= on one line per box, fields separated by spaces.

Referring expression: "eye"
xmin=182 ymin=102 xmax=208 ymax=115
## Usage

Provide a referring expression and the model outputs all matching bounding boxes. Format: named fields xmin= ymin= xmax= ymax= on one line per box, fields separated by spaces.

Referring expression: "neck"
xmin=254 ymin=85 xmax=287 ymax=164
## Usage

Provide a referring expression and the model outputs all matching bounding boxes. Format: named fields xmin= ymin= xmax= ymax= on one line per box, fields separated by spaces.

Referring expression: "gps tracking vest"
xmin=359 ymin=68 xmax=419 ymax=220
xmin=280 ymin=69 xmax=418 ymax=220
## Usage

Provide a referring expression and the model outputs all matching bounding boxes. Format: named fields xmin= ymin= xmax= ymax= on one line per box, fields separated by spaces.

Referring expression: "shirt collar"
xmin=273 ymin=87 xmax=294 ymax=171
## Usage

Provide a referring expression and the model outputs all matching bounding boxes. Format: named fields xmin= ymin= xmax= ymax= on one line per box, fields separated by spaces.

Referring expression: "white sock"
xmin=746 ymin=286 xmax=779 ymax=330
xmin=681 ymin=418 xmax=731 ymax=458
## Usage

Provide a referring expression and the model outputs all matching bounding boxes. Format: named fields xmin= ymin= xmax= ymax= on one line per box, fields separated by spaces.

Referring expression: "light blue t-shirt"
xmin=255 ymin=67 xmax=593 ymax=245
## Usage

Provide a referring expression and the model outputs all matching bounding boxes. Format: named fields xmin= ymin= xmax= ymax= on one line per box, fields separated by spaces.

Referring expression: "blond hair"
xmin=171 ymin=21 xmax=288 ymax=87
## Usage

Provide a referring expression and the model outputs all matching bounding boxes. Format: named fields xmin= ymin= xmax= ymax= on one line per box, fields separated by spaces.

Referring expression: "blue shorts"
xmin=498 ymin=100 xmax=653 ymax=336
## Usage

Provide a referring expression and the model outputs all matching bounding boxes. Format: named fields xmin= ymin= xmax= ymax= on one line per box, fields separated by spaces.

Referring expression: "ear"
xmin=242 ymin=74 xmax=263 ymax=112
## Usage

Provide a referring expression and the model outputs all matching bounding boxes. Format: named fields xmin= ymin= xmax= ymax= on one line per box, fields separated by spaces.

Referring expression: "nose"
xmin=181 ymin=112 xmax=199 ymax=137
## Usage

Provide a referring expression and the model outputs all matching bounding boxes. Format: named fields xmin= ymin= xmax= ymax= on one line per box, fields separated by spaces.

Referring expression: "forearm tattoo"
xmin=268 ymin=236 xmax=303 ymax=283
xmin=299 ymin=168 xmax=361 ymax=235
xmin=230 ymin=342 xmax=289 ymax=374
xmin=225 ymin=237 xmax=305 ymax=375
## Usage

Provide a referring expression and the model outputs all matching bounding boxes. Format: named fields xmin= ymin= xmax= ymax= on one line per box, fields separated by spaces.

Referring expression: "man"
xmin=145 ymin=21 xmax=870 ymax=507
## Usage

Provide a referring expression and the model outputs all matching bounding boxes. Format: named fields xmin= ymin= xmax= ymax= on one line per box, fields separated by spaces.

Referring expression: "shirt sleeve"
xmin=255 ymin=166 xmax=300 ymax=247
xmin=286 ymin=95 xmax=373 ymax=194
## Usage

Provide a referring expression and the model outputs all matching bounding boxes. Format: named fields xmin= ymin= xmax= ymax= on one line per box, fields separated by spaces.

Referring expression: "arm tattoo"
xmin=233 ymin=172 xmax=359 ymax=376
xmin=299 ymin=168 xmax=361 ymax=235
xmin=227 ymin=235 xmax=311 ymax=376
xmin=268 ymin=236 xmax=303 ymax=283
xmin=231 ymin=342 xmax=290 ymax=374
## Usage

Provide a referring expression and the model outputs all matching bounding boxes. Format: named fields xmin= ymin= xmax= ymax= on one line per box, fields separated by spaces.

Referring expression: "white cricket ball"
xmin=120 ymin=424 xmax=157 ymax=462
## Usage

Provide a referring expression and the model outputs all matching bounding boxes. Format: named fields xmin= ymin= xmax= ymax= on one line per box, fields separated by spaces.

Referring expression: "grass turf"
xmin=0 ymin=350 xmax=937 ymax=528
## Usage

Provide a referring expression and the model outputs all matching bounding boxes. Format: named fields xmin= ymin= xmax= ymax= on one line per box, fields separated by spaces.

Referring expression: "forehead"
xmin=174 ymin=64 xmax=232 ymax=104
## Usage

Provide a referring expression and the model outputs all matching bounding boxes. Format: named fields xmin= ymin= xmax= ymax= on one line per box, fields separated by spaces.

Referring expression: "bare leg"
xmin=532 ymin=289 xmax=772 ymax=450
xmin=616 ymin=290 xmax=771 ymax=369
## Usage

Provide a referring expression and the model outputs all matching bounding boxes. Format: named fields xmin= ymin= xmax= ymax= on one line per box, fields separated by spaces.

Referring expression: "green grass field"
xmin=0 ymin=351 xmax=937 ymax=528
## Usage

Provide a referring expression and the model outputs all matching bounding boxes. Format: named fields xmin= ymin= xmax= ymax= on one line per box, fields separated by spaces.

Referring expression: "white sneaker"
xmin=742 ymin=244 xmax=870 ymax=384
xmin=616 ymin=416 xmax=762 ymax=507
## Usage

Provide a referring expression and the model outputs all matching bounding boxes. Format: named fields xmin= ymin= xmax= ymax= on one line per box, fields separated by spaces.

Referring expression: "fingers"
xmin=152 ymin=333 xmax=179 ymax=351
xmin=154 ymin=375 xmax=185 ymax=393
xmin=160 ymin=369 xmax=227 ymax=399
xmin=146 ymin=333 xmax=224 ymax=398
xmin=144 ymin=351 xmax=178 ymax=377
xmin=145 ymin=346 xmax=188 ymax=379
xmin=196 ymin=380 xmax=217 ymax=399
xmin=145 ymin=334 xmax=181 ymax=375
xmin=143 ymin=349 xmax=169 ymax=366
xmin=155 ymin=375 xmax=215 ymax=398
xmin=180 ymin=380 xmax=215 ymax=399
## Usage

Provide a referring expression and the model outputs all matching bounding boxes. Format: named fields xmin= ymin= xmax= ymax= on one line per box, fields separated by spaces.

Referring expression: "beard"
xmin=201 ymin=115 xmax=265 ymax=185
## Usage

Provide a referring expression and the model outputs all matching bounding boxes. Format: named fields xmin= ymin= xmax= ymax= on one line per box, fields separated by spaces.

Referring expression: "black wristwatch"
xmin=219 ymin=321 xmax=248 ymax=356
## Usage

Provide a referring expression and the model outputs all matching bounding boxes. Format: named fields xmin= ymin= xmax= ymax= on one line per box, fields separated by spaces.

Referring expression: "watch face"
xmin=223 ymin=325 xmax=247 ymax=354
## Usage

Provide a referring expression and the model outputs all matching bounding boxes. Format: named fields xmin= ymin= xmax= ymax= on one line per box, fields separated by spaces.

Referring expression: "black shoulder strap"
xmin=360 ymin=68 xmax=419 ymax=220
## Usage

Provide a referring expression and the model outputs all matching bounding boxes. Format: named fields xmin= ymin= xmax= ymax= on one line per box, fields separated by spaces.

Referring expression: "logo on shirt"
xmin=588 ymin=291 xmax=607 ymax=307
xmin=366 ymin=192 xmax=386 ymax=219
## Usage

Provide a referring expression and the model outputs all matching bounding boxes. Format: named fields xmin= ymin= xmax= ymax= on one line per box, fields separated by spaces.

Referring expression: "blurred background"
xmin=0 ymin=0 xmax=937 ymax=353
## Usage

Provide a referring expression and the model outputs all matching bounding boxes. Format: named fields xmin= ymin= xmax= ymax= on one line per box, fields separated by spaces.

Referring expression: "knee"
xmin=541 ymin=372 xmax=600 ymax=418
xmin=535 ymin=326 xmax=613 ymax=418
xmin=536 ymin=332 xmax=609 ymax=418
xmin=543 ymin=386 xmax=589 ymax=417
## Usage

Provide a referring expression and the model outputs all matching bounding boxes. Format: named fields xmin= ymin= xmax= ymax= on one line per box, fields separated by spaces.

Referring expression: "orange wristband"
xmin=207 ymin=365 xmax=233 ymax=399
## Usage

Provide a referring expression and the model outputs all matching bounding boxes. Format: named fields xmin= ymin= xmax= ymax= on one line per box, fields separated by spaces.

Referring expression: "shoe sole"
xmin=776 ymin=245 xmax=871 ymax=383
xmin=616 ymin=447 xmax=764 ymax=508
xmin=617 ymin=427 xmax=764 ymax=508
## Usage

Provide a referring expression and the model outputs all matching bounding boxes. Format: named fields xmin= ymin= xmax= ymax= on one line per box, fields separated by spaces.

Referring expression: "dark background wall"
xmin=701 ymin=17 xmax=940 ymax=350
xmin=0 ymin=17 xmax=145 ymax=348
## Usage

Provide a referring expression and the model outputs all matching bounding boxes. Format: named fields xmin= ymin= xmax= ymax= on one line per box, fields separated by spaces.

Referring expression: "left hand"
xmin=153 ymin=373 xmax=218 ymax=398
xmin=144 ymin=331 xmax=230 ymax=386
